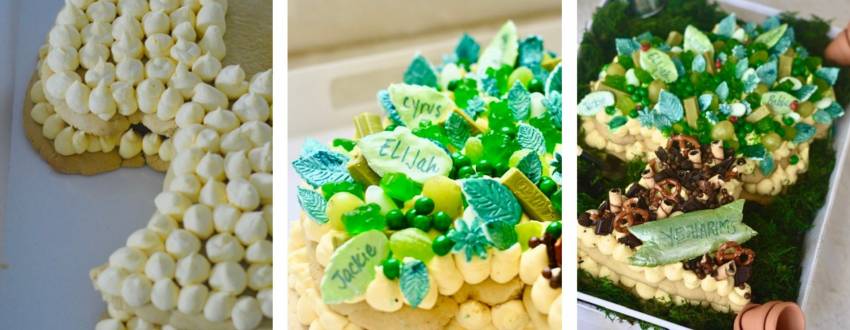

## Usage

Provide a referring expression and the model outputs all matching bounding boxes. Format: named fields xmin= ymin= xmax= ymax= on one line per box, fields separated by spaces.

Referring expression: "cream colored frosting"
xmin=199 ymin=25 xmax=225 ymax=60
xmin=184 ymin=204 xmax=214 ymax=238
xmin=172 ymin=21 xmax=196 ymax=42
xmin=151 ymin=278 xmax=179 ymax=310
xmin=232 ymin=92 xmax=269 ymax=122
xmin=85 ymin=59 xmax=116 ymax=87
xmin=112 ymin=81 xmax=139 ymax=116
xmin=204 ymin=108 xmax=240 ymax=133
xmin=45 ymin=71 xmax=81 ymax=103
xmin=170 ymin=39 xmax=201 ymax=66
xmin=112 ymin=15 xmax=144 ymax=40
xmin=145 ymin=33 xmax=174 ymax=58
xmin=177 ymin=284 xmax=209 ymax=314
xmin=213 ymin=205 xmax=241 ymax=233
xmin=207 ymin=233 xmax=245 ymax=263
xmin=204 ymin=291 xmax=235 ymax=322
xmin=116 ymin=58 xmax=145 ymax=84
xmin=109 ymin=247 xmax=147 ymax=273
xmin=170 ymin=6 xmax=196 ymax=28
xmin=228 ymin=179 xmax=260 ymax=211
xmin=142 ymin=10 xmax=170 ymax=36
xmin=175 ymin=102 xmax=205 ymax=128
xmin=234 ymin=211 xmax=266 ymax=244
xmin=145 ymin=56 xmax=176 ymax=82
xmin=156 ymin=87 xmax=184 ymax=120
xmin=48 ymin=24 xmax=82 ymax=49
xmin=117 ymin=0 xmax=149 ymax=19
xmin=79 ymin=41 xmax=111 ymax=69
xmin=209 ymin=261 xmax=247 ymax=294
xmin=196 ymin=1 xmax=225 ymax=35
xmin=111 ymin=33 xmax=144 ymax=62
xmin=246 ymin=264 xmax=272 ymax=291
xmin=119 ymin=130 xmax=143 ymax=159
xmin=31 ymin=103 xmax=54 ymax=125
xmin=65 ymin=80 xmax=92 ymax=114
xmin=90 ymin=81 xmax=118 ymax=120
xmin=175 ymin=252 xmax=211 ymax=286
xmin=215 ymin=65 xmax=248 ymax=99
xmin=87 ymin=0 xmax=117 ymax=23
xmin=137 ymin=78 xmax=165 ymax=114
xmin=193 ymin=53 xmax=222 ymax=82
xmin=169 ymin=63 xmax=201 ymax=98
xmin=193 ymin=82 xmax=228 ymax=110
xmin=46 ymin=46 xmax=79 ymax=73
xmin=145 ymin=251 xmax=176 ymax=281
xmin=82 ymin=21 xmax=114 ymax=45
xmin=42 ymin=114 xmax=67 ymax=139
xmin=121 ymin=273 xmax=153 ymax=307
xmin=249 ymin=69 xmax=272 ymax=102
xmin=57 ymin=3 xmax=88 ymax=30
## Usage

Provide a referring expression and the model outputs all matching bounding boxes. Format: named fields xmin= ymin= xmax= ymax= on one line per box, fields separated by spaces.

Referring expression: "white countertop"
xmin=0 ymin=1 xmax=167 ymax=328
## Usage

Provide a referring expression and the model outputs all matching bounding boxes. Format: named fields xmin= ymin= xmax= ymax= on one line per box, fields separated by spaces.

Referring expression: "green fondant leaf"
xmin=461 ymin=178 xmax=522 ymax=225
xmin=400 ymin=259 xmax=430 ymax=308
xmin=296 ymin=187 xmax=328 ymax=224
xmin=516 ymin=151 xmax=542 ymax=184
xmin=517 ymin=124 xmax=546 ymax=155
xmin=484 ymin=220 xmax=519 ymax=250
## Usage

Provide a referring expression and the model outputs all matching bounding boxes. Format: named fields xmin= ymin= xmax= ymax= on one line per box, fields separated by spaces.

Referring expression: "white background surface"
xmin=0 ymin=0 xmax=167 ymax=328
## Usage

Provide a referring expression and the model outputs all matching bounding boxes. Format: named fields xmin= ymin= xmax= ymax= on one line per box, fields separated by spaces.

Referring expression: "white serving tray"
xmin=578 ymin=0 xmax=850 ymax=328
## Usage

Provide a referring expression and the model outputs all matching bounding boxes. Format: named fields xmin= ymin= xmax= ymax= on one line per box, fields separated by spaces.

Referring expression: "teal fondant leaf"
xmin=517 ymin=124 xmax=546 ymax=155
xmin=545 ymin=63 xmax=562 ymax=96
xmin=454 ymin=33 xmax=480 ymax=65
xmin=816 ymin=67 xmax=840 ymax=86
xmin=461 ymin=178 xmax=521 ymax=225
xmin=296 ymin=187 xmax=328 ymax=224
xmin=518 ymin=36 xmax=544 ymax=69
xmin=484 ymin=220 xmax=518 ymax=250
xmin=400 ymin=259 xmax=429 ymax=308
xmin=517 ymin=151 xmax=542 ymax=184
xmin=542 ymin=91 xmax=562 ymax=129
xmin=615 ymin=38 xmax=640 ymax=55
xmin=292 ymin=150 xmax=353 ymax=188
xmin=403 ymin=54 xmax=438 ymax=88
xmin=507 ymin=81 xmax=531 ymax=120
xmin=444 ymin=112 xmax=471 ymax=148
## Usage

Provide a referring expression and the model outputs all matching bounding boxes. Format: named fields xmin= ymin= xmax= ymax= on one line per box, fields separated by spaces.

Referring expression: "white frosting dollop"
xmin=192 ymin=83 xmax=228 ymax=110
xmin=196 ymin=1 xmax=225 ymax=35
xmin=175 ymin=252 xmax=211 ymax=286
xmin=146 ymin=57 xmax=176 ymax=81
xmin=142 ymin=10 xmax=170 ymax=36
xmin=156 ymin=87 xmax=184 ymax=120
xmin=111 ymin=33 xmax=143 ymax=62
xmin=85 ymin=59 xmax=116 ymax=87
xmin=49 ymin=24 xmax=82 ymax=49
xmin=175 ymin=102 xmax=205 ymax=128
xmin=90 ymin=82 xmax=117 ymax=120
xmin=145 ymin=33 xmax=174 ymax=58
xmin=82 ymin=22 xmax=114 ymax=45
xmin=87 ymin=0 xmax=117 ymax=23
xmin=232 ymin=92 xmax=270 ymax=122
xmin=112 ymin=15 xmax=143 ymax=40
xmin=215 ymin=65 xmax=248 ymax=99
xmin=66 ymin=80 xmax=92 ymax=114
xmin=112 ymin=81 xmax=139 ymax=116
xmin=203 ymin=291 xmax=235 ymax=322
xmin=145 ymin=251 xmax=176 ymax=281
xmin=121 ymin=273 xmax=152 ymax=307
xmin=116 ymin=58 xmax=145 ymax=84
xmin=231 ymin=297 xmax=262 ymax=330
xmin=151 ymin=278 xmax=179 ymax=310
xmin=169 ymin=63 xmax=201 ymax=98
xmin=177 ymin=284 xmax=209 ymax=314
xmin=79 ymin=42 xmax=111 ymax=69
xmin=249 ymin=69 xmax=272 ymax=102
xmin=193 ymin=53 xmax=222 ymax=82
xmin=209 ymin=261 xmax=247 ymax=294
xmin=137 ymin=78 xmax=165 ymax=114
xmin=170 ymin=39 xmax=201 ymax=66
xmin=171 ymin=21 xmax=196 ymax=41
xmin=199 ymin=25 xmax=225 ymax=60
xmin=46 ymin=47 xmax=79 ymax=73
xmin=109 ymin=246 xmax=147 ymax=272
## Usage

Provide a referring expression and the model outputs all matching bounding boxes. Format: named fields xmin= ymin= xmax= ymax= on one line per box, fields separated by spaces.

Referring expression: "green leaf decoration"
xmin=545 ymin=63 xmax=562 ymax=95
xmin=518 ymin=35 xmax=544 ymax=69
xmin=399 ymin=259 xmax=430 ymax=308
xmin=292 ymin=150 xmax=353 ymax=188
xmin=454 ymin=33 xmax=480 ymax=66
xmin=542 ymin=91 xmax=562 ymax=129
xmin=296 ymin=187 xmax=328 ymax=224
xmin=403 ymin=54 xmax=438 ymax=88
xmin=683 ymin=25 xmax=713 ymax=54
xmin=517 ymin=124 xmax=546 ymax=155
xmin=484 ymin=220 xmax=519 ymax=250
xmin=477 ymin=21 xmax=518 ymax=74
xmin=444 ymin=112 xmax=470 ymax=148
xmin=639 ymin=48 xmax=678 ymax=83
xmin=461 ymin=178 xmax=521 ymax=225
xmin=507 ymin=81 xmax=531 ymax=120
xmin=577 ymin=91 xmax=615 ymax=116
xmin=447 ymin=217 xmax=491 ymax=262
xmin=321 ymin=230 xmax=390 ymax=304
xmin=754 ymin=23 xmax=787 ymax=48
xmin=629 ymin=200 xmax=757 ymax=267
xmin=516 ymin=151 xmax=542 ymax=184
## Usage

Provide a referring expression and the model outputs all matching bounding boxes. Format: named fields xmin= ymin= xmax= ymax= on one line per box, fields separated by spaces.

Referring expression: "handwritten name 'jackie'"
xmin=331 ymin=243 xmax=378 ymax=290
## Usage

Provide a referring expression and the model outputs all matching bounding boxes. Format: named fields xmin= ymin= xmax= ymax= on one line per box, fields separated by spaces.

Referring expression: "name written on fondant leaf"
xmin=321 ymin=230 xmax=389 ymax=304
xmin=388 ymin=84 xmax=453 ymax=128
xmin=359 ymin=127 xmax=452 ymax=183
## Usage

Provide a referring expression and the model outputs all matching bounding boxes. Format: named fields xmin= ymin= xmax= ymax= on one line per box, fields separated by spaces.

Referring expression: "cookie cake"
xmin=22 ymin=0 xmax=273 ymax=329
xmin=289 ymin=21 xmax=563 ymax=330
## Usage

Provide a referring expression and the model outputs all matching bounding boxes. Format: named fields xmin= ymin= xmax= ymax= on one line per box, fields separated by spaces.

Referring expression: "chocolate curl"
xmin=708 ymin=174 xmax=724 ymax=188
xmin=716 ymin=260 xmax=737 ymax=281
xmin=656 ymin=198 xmax=675 ymax=219
xmin=711 ymin=140 xmax=724 ymax=160
xmin=609 ymin=188 xmax=623 ymax=213
xmin=688 ymin=149 xmax=703 ymax=169
xmin=639 ymin=168 xmax=656 ymax=189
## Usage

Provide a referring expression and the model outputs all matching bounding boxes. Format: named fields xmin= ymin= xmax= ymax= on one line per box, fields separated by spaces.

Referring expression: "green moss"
xmin=577 ymin=1 xmax=847 ymax=328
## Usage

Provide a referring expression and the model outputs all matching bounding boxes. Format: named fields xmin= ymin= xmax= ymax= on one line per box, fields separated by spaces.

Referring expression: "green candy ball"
xmin=412 ymin=215 xmax=432 ymax=232
xmin=382 ymin=258 xmax=400 ymax=279
xmin=414 ymin=197 xmax=435 ymax=215
xmin=433 ymin=211 xmax=453 ymax=232
xmin=432 ymin=235 xmax=455 ymax=256
xmin=386 ymin=209 xmax=406 ymax=230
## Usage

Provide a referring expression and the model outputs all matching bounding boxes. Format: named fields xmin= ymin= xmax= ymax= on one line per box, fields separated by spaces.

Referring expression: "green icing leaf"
xmin=403 ymin=54 xmax=438 ymax=88
xmin=454 ymin=33 xmax=480 ymax=67
xmin=761 ymin=91 xmax=797 ymax=114
xmin=629 ymin=200 xmax=757 ymax=267
xmin=517 ymin=124 xmax=546 ymax=155
xmin=754 ymin=23 xmax=788 ymax=48
xmin=321 ymin=230 xmax=389 ymax=304
xmin=292 ymin=150 xmax=353 ymax=188
xmin=461 ymin=178 xmax=522 ymax=225
xmin=478 ymin=21 xmax=519 ymax=74
xmin=683 ymin=25 xmax=713 ymax=54
xmin=444 ymin=112 xmax=471 ymax=148
xmin=639 ymin=48 xmax=678 ymax=83
xmin=507 ymin=81 xmax=531 ymax=120
xmin=516 ymin=151 xmax=542 ymax=184
xmin=577 ymin=91 xmax=615 ymax=116
xmin=399 ymin=259 xmax=430 ymax=308
xmin=484 ymin=220 xmax=519 ymax=250
xmin=545 ymin=63 xmax=562 ymax=95
xmin=296 ymin=187 xmax=328 ymax=224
